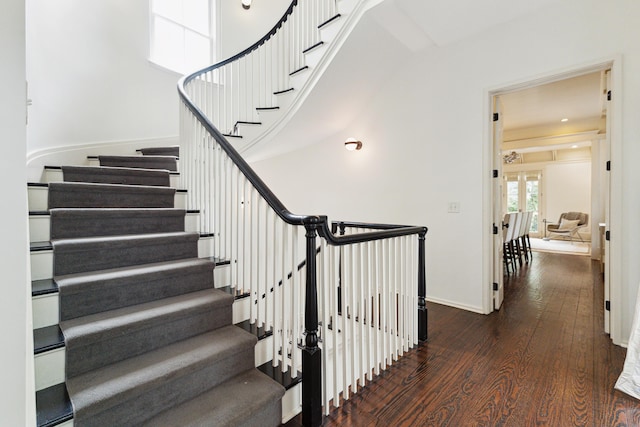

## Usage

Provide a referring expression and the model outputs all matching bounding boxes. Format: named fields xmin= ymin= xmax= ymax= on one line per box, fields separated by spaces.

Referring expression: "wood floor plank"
xmin=285 ymin=251 xmax=640 ymax=426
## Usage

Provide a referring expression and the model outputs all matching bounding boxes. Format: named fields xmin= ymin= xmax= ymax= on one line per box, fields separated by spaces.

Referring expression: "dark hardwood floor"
xmin=285 ymin=251 xmax=640 ymax=426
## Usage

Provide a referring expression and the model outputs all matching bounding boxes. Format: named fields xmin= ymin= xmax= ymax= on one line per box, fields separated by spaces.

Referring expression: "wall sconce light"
xmin=242 ymin=0 xmax=252 ymax=9
xmin=344 ymin=137 xmax=362 ymax=151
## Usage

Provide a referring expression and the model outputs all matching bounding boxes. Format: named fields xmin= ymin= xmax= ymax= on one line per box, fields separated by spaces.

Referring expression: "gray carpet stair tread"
xmin=48 ymin=181 xmax=176 ymax=209
xmin=60 ymin=288 xmax=232 ymax=348
xmin=50 ymin=207 xmax=185 ymax=218
xmin=138 ymin=146 xmax=179 ymax=156
xmin=60 ymin=289 xmax=233 ymax=376
xmin=51 ymin=231 xmax=199 ymax=276
xmin=52 ymin=230 xmax=198 ymax=246
xmin=51 ymin=231 xmax=198 ymax=250
xmin=98 ymin=155 xmax=178 ymax=172
xmin=61 ymin=165 xmax=171 ymax=186
xmin=56 ymin=258 xmax=214 ymax=291
xmin=50 ymin=208 xmax=186 ymax=239
xmin=57 ymin=258 xmax=215 ymax=320
xmin=66 ymin=325 xmax=257 ymax=421
xmin=143 ymin=369 xmax=285 ymax=427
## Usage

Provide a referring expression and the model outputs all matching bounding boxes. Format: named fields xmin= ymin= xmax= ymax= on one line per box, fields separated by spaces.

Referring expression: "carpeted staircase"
xmin=33 ymin=147 xmax=285 ymax=426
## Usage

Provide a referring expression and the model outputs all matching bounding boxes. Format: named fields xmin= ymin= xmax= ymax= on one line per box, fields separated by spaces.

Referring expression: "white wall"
xmin=218 ymin=0 xmax=291 ymax=59
xmin=544 ymin=161 xmax=591 ymax=227
xmin=26 ymin=0 xmax=181 ymax=159
xmin=1 ymin=0 xmax=36 ymax=424
xmin=252 ymin=0 xmax=640 ymax=341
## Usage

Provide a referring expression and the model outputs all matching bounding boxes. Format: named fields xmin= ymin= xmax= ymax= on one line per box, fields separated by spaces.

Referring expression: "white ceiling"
xmin=499 ymin=71 xmax=606 ymax=142
xmin=391 ymin=0 xmax=560 ymax=47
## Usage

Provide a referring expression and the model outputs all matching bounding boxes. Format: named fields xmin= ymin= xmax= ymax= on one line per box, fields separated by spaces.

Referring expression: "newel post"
xmin=302 ymin=218 xmax=323 ymax=426
xmin=418 ymin=228 xmax=428 ymax=342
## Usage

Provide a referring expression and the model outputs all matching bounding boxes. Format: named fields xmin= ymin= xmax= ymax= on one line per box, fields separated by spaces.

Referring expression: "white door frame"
xmin=483 ymin=56 xmax=623 ymax=345
xmin=492 ymin=96 xmax=504 ymax=310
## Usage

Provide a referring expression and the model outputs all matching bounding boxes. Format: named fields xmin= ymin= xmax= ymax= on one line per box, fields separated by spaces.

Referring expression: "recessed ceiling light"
xmin=571 ymin=144 xmax=578 ymax=148
xmin=561 ymin=118 xmax=569 ymax=122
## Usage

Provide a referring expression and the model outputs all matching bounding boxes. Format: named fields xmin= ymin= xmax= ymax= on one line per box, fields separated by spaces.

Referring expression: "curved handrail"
xmin=178 ymin=5 xmax=427 ymax=421
xmin=183 ymin=1 xmax=298 ymax=83
xmin=178 ymin=1 xmax=426 ymax=241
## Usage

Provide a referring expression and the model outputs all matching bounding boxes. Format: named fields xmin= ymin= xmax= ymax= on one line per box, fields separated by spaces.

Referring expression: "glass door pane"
xmin=505 ymin=174 xmax=519 ymax=213
xmin=525 ymin=177 xmax=539 ymax=234
xmin=503 ymin=171 xmax=542 ymax=236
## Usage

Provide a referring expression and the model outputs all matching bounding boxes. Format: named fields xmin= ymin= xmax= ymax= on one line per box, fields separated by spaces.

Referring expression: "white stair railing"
xmin=178 ymin=2 xmax=428 ymax=425
xmin=319 ymin=224 xmax=419 ymax=413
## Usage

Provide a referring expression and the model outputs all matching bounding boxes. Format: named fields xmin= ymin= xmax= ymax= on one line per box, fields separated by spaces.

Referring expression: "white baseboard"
xmin=425 ymin=296 xmax=486 ymax=315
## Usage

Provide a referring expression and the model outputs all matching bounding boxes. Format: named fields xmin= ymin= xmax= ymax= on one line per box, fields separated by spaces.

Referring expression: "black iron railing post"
xmin=302 ymin=218 xmax=323 ymax=427
xmin=418 ymin=228 xmax=428 ymax=342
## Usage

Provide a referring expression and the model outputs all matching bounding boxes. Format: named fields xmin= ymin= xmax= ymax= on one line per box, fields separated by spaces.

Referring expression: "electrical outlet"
xmin=448 ymin=202 xmax=460 ymax=213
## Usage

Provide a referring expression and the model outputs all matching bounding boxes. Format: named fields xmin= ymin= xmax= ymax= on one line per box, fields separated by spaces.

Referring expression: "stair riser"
xmin=29 ymin=215 xmax=50 ymax=243
xmin=44 ymin=168 xmax=180 ymax=188
xmin=28 ymin=186 xmax=186 ymax=211
xmin=319 ymin=17 xmax=342 ymax=41
xmin=33 ymin=293 xmax=59 ymax=329
xmin=35 ymin=297 xmax=252 ymax=392
xmin=30 ymin=236 xmax=213 ymax=281
xmin=282 ymin=383 xmax=302 ymax=424
xmin=89 ymin=156 xmax=180 ymax=172
xmin=35 ymin=348 xmax=65 ymax=392
xmin=213 ymin=264 xmax=230 ymax=288
xmin=303 ymin=44 xmax=326 ymax=68
xmin=255 ymin=334 xmax=274 ymax=367
xmin=273 ymin=89 xmax=296 ymax=112
xmin=29 ymin=212 xmax=199 ymax=243
xmin=233 ymin=296 xmax=250 ymax=325
xmin=31 ymin=251 xmax=53 ymax=281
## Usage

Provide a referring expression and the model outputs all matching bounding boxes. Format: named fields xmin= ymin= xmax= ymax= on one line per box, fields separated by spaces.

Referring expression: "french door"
xmin=504 ymin=171 xmax=542 ymax=237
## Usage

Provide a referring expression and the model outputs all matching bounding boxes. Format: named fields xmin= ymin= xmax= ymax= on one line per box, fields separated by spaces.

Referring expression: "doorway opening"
xmin=488 ymin=62 xmax=616 ymax=338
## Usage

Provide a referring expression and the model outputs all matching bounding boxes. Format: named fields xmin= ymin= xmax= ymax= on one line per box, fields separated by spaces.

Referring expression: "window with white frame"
xmin=150 ymin=0 xmax=216 ymax=74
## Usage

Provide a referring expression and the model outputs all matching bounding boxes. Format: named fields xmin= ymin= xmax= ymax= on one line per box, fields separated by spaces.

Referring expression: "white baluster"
xmin=330 ymin=244 xmax=339 ymax=408
xmin=272 ymin=213 xmax=280 ymax=368
xmin=291 ymin=226 xmax=299 ymax=378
